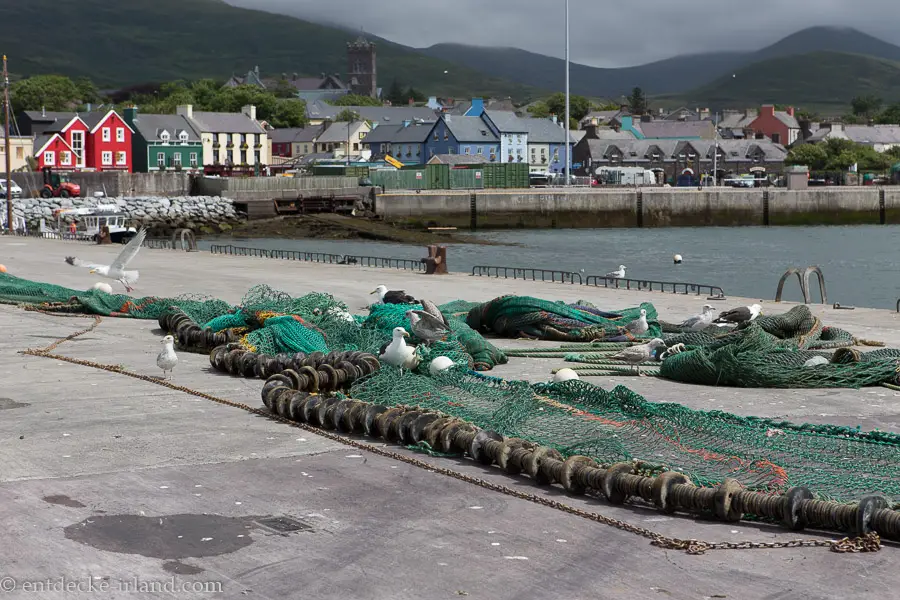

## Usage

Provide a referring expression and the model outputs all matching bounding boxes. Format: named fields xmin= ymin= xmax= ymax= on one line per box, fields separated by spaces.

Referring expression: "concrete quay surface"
xmin=0 ymin=236 xmax=898 ymax=600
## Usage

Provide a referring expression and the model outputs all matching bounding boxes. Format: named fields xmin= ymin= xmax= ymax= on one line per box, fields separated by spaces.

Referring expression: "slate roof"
xmin=443 ymin=116 xmax=498 ymax=143
xmin=315 ymin=121 xmax=367 ymax=144
xmin=360 ymin=124 xmax=402 ymax=145
xmin=718 ymin=110 xmax=758 ymax=129
xmin=187 ymin=111 xmax=265 ymax=134
xmin=269 ymin=125 xmax=324 ymax=144
xmin=521 ymin=118 xmax=573 ymax=144
xmin=775 ymin=111 xmax=801 ymax=129
xmin=391 ymin=122 xmax=436 ymax=143
xmin=484 ymin=110 xmax=527 ymax=133
xmin=844 ymin=125 xmax=900 ymax=145
xmin=633 ymin=120 xmax=715 ymax=139
xmin=130 ymin=114 xmax=201 ymax=143
xmin=583 ymin=138 xmax=787 ymax=163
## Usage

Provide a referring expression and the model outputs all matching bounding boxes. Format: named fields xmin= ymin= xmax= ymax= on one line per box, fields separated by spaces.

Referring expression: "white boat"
xmin=45 ymin=204 xmax=138 ymax=243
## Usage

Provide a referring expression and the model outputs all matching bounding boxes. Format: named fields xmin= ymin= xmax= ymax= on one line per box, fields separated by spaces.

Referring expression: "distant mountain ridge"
xmin=420 ymin=26 xmax=900 ymax=98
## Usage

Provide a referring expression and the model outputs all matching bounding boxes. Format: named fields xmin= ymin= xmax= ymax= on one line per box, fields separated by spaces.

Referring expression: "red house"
xmin=748 ymin=105 xmax=800 ymax=146
xmin=31 ymin=110 xmax=134 ymax=172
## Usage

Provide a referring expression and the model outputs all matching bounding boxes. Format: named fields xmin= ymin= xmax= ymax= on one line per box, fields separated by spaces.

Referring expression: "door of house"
xmin=71 ymin=131 xmax=85 ymax=168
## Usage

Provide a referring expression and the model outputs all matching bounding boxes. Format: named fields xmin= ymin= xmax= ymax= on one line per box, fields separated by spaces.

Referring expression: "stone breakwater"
xmin=2 ymin=196 xmax=240 ymax=230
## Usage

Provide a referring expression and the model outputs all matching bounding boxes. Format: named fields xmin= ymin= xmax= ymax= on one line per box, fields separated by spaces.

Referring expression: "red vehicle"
xmin=39 ymin=167 xmax=81 ymax=198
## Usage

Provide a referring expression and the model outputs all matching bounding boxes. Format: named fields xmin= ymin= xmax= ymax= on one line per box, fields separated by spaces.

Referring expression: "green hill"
xmin=1 ymin=0 xmax=540 ymax=100
xmin=670 ymin=51 xmax=900 ymax=112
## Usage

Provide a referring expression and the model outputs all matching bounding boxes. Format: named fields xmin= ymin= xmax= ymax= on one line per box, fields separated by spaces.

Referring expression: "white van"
xmin=595 ymin=167 xmax=657 ymax=186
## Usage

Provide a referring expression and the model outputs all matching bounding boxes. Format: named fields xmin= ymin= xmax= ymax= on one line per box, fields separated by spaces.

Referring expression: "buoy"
xmin=673 ymin=254 xmax=683 ymax=264
xmin=0 ymin=264 xmax=6 ymax=273
xmin=429 ymin=356 xmax=455 ymax=376
xmin=552 ymin=368 xmax=579 ymax=382
xmin=92 ymin=282 xmax=114 ymax=294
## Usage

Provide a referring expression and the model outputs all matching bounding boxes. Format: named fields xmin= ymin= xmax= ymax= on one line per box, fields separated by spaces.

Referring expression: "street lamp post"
xmin=563 ymin=0 xmax=570 ymax=187
xmin=712 ymin=112 xmax=719 ymax=186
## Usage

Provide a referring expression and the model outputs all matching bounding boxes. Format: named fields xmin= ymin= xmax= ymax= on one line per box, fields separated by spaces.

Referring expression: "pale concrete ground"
xmin=0 ymin=236 xmax=898 ymax=600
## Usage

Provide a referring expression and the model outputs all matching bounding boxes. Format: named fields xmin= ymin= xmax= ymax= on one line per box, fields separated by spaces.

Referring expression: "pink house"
xmin=748 ymin=105 xmax=800 ymax=146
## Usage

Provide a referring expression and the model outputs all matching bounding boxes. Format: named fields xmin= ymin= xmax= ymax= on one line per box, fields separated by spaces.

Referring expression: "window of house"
xmin=353 ymin=143 xmax=359 ymax=151
xmin=116 ymin=151 xmax=127 ymax=165
xmin=60 ymin=151 xmax=72 ymax=166
xmin=240 ymin=150 xmax=247 ymax=164
xmin=240 ymin=134 xmax=247 ymax=146
xmin=405 ymin=145 xmax=411 ymax=156
xmin=359 ymin=132 xmax=365 ymax=140
xmin=433 ymin=132 xmax=439 ymax=141
xmin=190 ymin=153 xmax=198 ymax=167
xmin=102 ymin=128 xmax=111 ymax=142
xmin=448 ymin=147 xmax=455 ymax=154
xmin=254 ymin=150 xmax=260 ymax=164
xmin=415 ymin=147 xmax=420 ymax=156
xmin=102 ymin=151 xmax=113 ymax=166
xmin=553 ymin=149 xmax=559 ymax=161
xmin=160 ymin=131 xmax=170 ymax=142
xmin=173 ymin=153 xmax=182 ymax=166
xmin=476 ymin=147 xmax=483 ymax=155
xmin=444 ymin=130 xmax=448 ymax=141
xmin=541 ymin=148 xmax=546 ymax=157
xmin=429 ymin=148 xmax=435 ymax=158
xmin=771 ymin=133 xmax=781 ymax=144
xmin=464 ymin=146 xmax=471 ymax=155
xmin=44 ymin=151 xmax=55 ymax=166
xmin=117 ymin=127 xmax=125 ymax=143
xmin=304 ymin=144 xmax=309 ymax=154
xmin=157 ymin=152 xmax=166 ymax=167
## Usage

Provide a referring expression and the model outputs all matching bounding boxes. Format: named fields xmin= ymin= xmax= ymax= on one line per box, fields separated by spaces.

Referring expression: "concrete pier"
xmin=1 ymin=237 xmax=898 ymax=599
xmin=377 ymin=187 xmax=900 ymax=229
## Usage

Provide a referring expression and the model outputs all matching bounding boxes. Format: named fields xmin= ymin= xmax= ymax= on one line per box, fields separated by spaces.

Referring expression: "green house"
xmin=123 ymin=107 xmax=203 ymax=173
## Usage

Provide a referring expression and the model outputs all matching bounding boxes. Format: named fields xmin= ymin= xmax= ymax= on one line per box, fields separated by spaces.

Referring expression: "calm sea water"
xmin=199 ymin=226 xmax=900 ymax=309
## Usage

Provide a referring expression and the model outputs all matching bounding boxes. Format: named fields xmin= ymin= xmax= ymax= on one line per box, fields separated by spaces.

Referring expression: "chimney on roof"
xmin=786 ymin=106 xmax=795 ymax=117
xmin=584 ymin=125 xmax=599 ymax=139
xmin=176 ymin=104 xmax=193 ymax=119
xmin=292 ymin=72 xmax=298 ymax=81
xmin=42 ymin=106 xmax=46 ymax=117
xmin=761 ymin=105 xmax=775 ymax=117
xmin=242 ymin=105 xmax=257 ymax=121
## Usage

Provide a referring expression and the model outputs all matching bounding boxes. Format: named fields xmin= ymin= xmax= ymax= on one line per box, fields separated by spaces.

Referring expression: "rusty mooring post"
xmin=422 ymin=245 xmax=448 ymax=275
xmin=97 ymin=225 xmax=112 ymax=245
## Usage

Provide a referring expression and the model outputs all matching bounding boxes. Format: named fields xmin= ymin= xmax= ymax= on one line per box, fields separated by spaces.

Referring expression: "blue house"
xmin=362 ymin=121 xmax=437 ymax=164
xmin=424 ymin=115 xmax=499 ymax=161
xmin=481 ymin=110 xmax=528 ymax=164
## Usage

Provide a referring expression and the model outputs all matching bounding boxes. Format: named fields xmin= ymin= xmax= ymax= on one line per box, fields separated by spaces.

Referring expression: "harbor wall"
xmin=194 ymin=175 xmax=360 ymax=200
xmin=376 ymin=188 xmax=899 ymax=229
xmin=14 ymin=172 xmax=193 ymax=198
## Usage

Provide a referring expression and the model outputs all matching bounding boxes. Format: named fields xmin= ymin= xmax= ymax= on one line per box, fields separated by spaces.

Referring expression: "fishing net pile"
xmin=657 ymin=305 xmax=900 ymax=388
xmin=465 ymin=295 xmax=661 ymax=342
xmin=4 ymin=271 xmax=900 ymax=501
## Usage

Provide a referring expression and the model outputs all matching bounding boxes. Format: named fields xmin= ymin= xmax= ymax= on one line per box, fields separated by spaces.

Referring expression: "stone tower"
xmin=347 ymin=37 xmax=377 ymax=98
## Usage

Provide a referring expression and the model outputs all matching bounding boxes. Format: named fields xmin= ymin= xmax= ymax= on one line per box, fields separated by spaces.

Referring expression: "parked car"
xmin=0 ymin=178 xmax=22 ymax=200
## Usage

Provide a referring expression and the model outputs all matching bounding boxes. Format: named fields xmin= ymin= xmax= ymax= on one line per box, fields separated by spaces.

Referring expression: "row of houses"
xmin=13 ymin=105 xmax=269 ymax=173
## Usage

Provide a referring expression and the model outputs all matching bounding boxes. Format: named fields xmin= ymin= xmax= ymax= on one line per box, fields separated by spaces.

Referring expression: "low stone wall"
xmin=195 ymin=175 xmax=359 ymax=200
xmin=14 ymin=172 xmax=193 ymax=198
xmin=642 ymin=189 xmax=764 ymax=227
xmin=6 ymin=195 xmax=239 ymax=231
xmin=768 ymin=188 xmax=881 ymax=225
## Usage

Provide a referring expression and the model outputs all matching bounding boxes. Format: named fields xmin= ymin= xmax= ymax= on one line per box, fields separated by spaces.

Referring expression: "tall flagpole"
xmin=563 ymin=0 xmax=570 ymax=187
xmin=3 ymin=55 xmax=11 ymax=234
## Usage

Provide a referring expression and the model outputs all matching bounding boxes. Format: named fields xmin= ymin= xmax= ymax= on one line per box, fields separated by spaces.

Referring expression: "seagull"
xmin=679 ymin=305 xmax=715 ymax=331
xmin=157 ymin=334 xmax=178 ymax=380
xmin=65 ymin=228 xmax=147 ymax=292
xmin=552 ymin=368 xmax=580 ymax=382
xmin=379 ymin=327 xmax=420 ymax=371
xmin=407 ymin=299 xmax=451 ymax=345
xmin=429 ymin=356 xmax=455 ymax=376
xmin=610 ymin=338 xmax=666 ymax=375
xmin=622 ymin=308 xmax=649 ymax=336
xmin=605 ymin=265 xmax=627 ymax=280
xmin=371 ymin=285 xmax=416 ymax=305
xmin=715 ymin=303 xmax=762 ymax=325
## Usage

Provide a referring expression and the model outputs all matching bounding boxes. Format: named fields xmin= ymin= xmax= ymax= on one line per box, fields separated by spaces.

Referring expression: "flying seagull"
xmin=679 ymin=305 xmax=715 ymax=331
xmin=610 ymin=338 xmax=667 ymax=375
xmin=157 ymin=334 xmax=178 ymax=380
xmin=379 ymin=326 xmax=420 ymax=372
xmin=371 ymin=285 xmax=416 ymax=305
xmin=65 ymin=228 xmax=147 ymax=292
xmin=715 ymin=303 xmax=762 ymax=325
xmin=605 ymin=265 xmax=627 ymax=280
xmin=622 ymin=308 xmax=649 ymax=336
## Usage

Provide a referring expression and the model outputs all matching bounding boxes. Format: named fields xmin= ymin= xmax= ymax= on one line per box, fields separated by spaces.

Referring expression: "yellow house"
xmin=176 ymin=104 xmax=269 ymax=166
xmin=0 ymin=136 xmax=35 ymax=171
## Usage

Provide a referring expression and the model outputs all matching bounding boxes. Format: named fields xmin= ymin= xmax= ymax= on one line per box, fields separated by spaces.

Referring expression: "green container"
xmin=450 ymin=168 xmax=485 ymax=189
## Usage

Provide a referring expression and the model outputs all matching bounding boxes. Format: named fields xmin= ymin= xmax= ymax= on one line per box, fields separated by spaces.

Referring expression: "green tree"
xmin=627 ymin=87 xmax=648 ymax=115
xmin=189 ymin=79 xmax=222 ymax=110
xmin=851 ymin=95 xmax=882 ymax=119
xmin=10 ymin=75 xmax=81 ymax=111
xmin=856 ymin=145 xmax=892 ymax=172
xmin=593 ymin=101 xmax=621 ymax=111
xmin=386 ymin=79 xmax=405 ymax=105
xmin=329 ymin=94 xmax=382 ymax=107
xmin=211 ymin=84 xmax=277 ymax=121
xmin=526 ymin=101 xmax=550 ymax=119
xmin=794 ymin=108 xmax=820 ymax=121
xmin=405 ymin=87 xmax=426 ymax=103
xmin=785 ymin=144 xmax=828 ymax=170
xmin=334 ymin=109 xmax=361 ymax=122
xmin=268 ymin=99 xmax=308 ymax=128
xmin=270 ymin=77 xmax=298 ymax=99
xmin=876 ymin=103 xmax=900 ymax=125
xmin=826 ymin=149 xmax=859 ymax=171
xmin=74 ymin=77 xmax=100 ymax=106
xmin=841 ymin=114 xmax=864 ymax=124
xmin=823 ymin=137 xmax=858 ymax=158
xmin=543 ymin=92 xmax=591 ymax=122
xmin=884 ymin=146 xmax=900 ymax=161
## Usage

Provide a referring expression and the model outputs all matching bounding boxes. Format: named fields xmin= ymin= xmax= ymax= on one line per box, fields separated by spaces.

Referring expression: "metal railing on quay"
xmin=344 ymin=255 xmax=426 ymax=272
xmin=208 ymin=244 xmax=424 ymax=271
xmin=143 ymin=238 xmax=174 ymax=250
xmin=584 ymin=275 xmax=726 ymax=298
xmin=471 ymin=265 xmax=583 ymax=284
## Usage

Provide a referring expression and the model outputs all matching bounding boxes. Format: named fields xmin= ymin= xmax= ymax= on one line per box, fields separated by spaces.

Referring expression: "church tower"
xmin=347 ymin=37 xmax=377 ymax=98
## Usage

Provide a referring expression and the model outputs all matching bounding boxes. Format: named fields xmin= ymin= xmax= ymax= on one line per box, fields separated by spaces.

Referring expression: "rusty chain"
xmin=16 ymin=312 xmax=883 ymax=555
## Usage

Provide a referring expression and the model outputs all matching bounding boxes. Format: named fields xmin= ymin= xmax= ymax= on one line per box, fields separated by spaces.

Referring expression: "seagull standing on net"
xmin=610 ymin=338 xmax=666 ymax=375
xmin=714 ymin=303 xmax=762 ymax=325
xmin=605 ymin=265 xmax=627 ymax=280
xmin=679 ymin=305 xmax=715 ymax=331
xmin=371 ymin=285 xmax=416 ymax=305
xmin=379 ymin=327 xmax=420 ymax=372
xmin=622 ymin=308 xmax=649 ymax=336
xmin=157 ymin=334 xmax=178 ymax=380
xmin=65 ymin=228 xmax=147 ymax=293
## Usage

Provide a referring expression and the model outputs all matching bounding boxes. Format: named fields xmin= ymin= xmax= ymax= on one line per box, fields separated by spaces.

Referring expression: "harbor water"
xmin=200 ymin=225 xmax=900 ymax=310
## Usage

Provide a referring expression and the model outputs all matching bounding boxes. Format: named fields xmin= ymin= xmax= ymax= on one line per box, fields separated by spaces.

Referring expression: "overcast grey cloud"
xmin=225 ymin=0 xmax=900 ymax=67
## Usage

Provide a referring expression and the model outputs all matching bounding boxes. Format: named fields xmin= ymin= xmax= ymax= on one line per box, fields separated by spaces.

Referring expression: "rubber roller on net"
xmin=213 ymin=344 xmax=381 ymax=386
xmin=259 ymin=372 xmax=900 ymax=543
xmin=158 ymin=308 xmax=238 ymax=351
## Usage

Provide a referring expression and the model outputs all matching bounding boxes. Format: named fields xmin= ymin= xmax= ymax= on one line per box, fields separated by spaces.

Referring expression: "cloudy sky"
xmin=226 ymin=0 xmax=897 ymax=67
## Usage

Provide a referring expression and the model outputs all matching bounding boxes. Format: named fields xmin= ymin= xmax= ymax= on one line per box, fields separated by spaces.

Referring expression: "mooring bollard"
xmin=422 ymin=245 xmax=448 ymax=275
